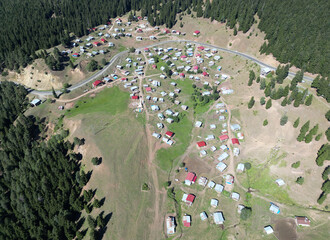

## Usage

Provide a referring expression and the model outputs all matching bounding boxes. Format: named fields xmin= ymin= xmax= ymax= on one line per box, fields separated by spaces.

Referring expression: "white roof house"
xmin=166 ymin=216 xmax=176 ymax=235
xmin=230 ymin=124 xmax=241 ymax=131
xmin=151 ymin=105 xmax=160 ymax=111
xmin=237 ymin=204 xmax=245 ymax=214
xmin=218 ymin=152 xmax=229 ymax=162
xmin=166 ymin=118 xmax=174 ymax=124
xmin=269 ymin=204 xmax=280 ymax=214
xmin=236 ymin=163 xmax=245 ymax=172
xmin=181 ymin=105 xmax=188 ymax=110
xmin=200 ymin=212 xmax=208 ymax=221
xmin=200 ymin=150 xmax=207 ymax=157
xmin=198 ymin=177 xmax=208 ymax=186
xmin=264 ymin=226 xmax=274 ymax=235
xmin=216 ymin=162 xmax=227 ymax=172
xmin=213 ymin=212 xmax=225 ymax=224
xmin=210 ymin=124 xmax=216 ymax=129
xmin=208 ymin=181 xmax=216 ymax=189
xmin=30 ymin=99 xmax=41 ymax=106
xmin=210 ymin=199 xmax=219 ymax=207
xmin=195 ymin=121 xmax=203 ymax=128
xmin=206 ymin=135 xmax=215 ymax=141
xmin=220 ymin=145 xmax=228 ymax=151
xmin=275 ymin=179 xmax=285 ymax=186
xmin=233 ymin=148 xmax=240 ymax=156
xmin=210 ymin=146 xmax=217 ymax=152
xmin=231 ymin=192 xmax=240 ymax=201
xmin=157 ymin=123 xmax=164 ymax=129
xmin=152 ymin=133 xmax=161 ymax=139
xmin=214 ymin=184 xmax=224 ymax=193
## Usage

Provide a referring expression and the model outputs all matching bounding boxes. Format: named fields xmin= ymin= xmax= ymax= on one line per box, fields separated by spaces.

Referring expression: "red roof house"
xmin=92 ymin=80 xmax=103 ymax=88
xmin=195 ymin=53 xmax=201 ymax=57
xmin=202 ymin=71 xmax=209 ymax=77
xmin=166 ymin=131 xmax=174 ymax=138
xmin=144 ymin=48 xmax=149 ymax=52
xmin=179 ymin=72 xmax=185 ymax=78
xmin=193 ymin=66 xmax=199 ymax=70
xmin=131 ymin=96 xmax=139 ymax=100
xmin=185 ymin=172 xmax=197 ymax=186
xmin=72 ymin=53 xmax=79 ymax=58
xmin=181 ymin=55 xmax=187 ymax=59
xmin=121 ymin=77 xmax=128 ymax=81
xmin=137 ymin=28 xmax=143 ymax=33
xmin=198 ymin=46 xmax=205 ymax=50
xmin=193 ymin=30 xmax=200 ymax=36
xmin=164 ymin=28 xmax=170 ymax=34
xmin=232 ymin=138 xmax=240 ymax=145
xmin=100 ymin=38 xmax=106 ymax=43
xmin=219 ymin=135 xmax=229 ymax=141
xmin=93 ymin=41 xmax=100 ymax=46
xmin=146 ymin=87 xmax=152 ymax=92
xmin=295 ymin=216 xmax=311 ymax=227
xmin=197 ymin=141 xmax=206 ymax=148
xmin=186 ymin=194 xmax=195 ymax=205
xmin=183 ymin=215 xmax=191 ymax=227
xmin=152 ymin=64 xmax=157 ymax=69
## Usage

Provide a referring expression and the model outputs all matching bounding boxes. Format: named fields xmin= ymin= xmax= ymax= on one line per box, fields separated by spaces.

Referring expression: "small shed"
xmin=264 ymin=226 xmax=274 ymax=235
xmin=210 ymin=199 xmax=219 ymax=207
xmin=200 ymin=212 xmax=208 ymax=221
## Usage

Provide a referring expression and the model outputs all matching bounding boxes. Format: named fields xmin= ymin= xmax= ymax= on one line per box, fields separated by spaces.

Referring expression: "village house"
xmin=211 ymin=199 xmax=219 ymax=207
xmin=230 ymin=124 xmax=241 ymax=131
xmin=152 ymin=132 xmax=161 ymax=139
xmin=213 ymin=212 xmax=225 ymax=225
xmin=182 ymin=194 xmax=195 ymax=206
xmin=232 ymin=138 xmax=240 ymax=145
xmin=233 ymin=147 xmax=240 ymax=156
xmin=157 ymin=123 xmax=164 ymax=129
xmin=200 ymin=150 xmax=207 ymax=157
xmin=236 ymin=163 xmax=245 ymax=173
xmin=166 ymin=216 xmax=176 ymax=235
xmin=264 ymin=226 xmax=274 ymax=235
xmin=269 ymin=203 xmax=280 ymax=214
xmin=208 ymin=181 xmax=216 ymax=189
xmin=197 ymin=141 xmax=206 ymax=148
xmin=210 ymin=146 xmax=217 ymax=152
xmin=219 ymin=135 xmax=229 ymax=142
xmin=214 ymin=184 xmax=224 ymax=193
xmin=231 ymin=192 xmax=240 ymax=201
xmin=225 ymin=175 xmax=234 ymax=185
xmin=183 ymin=215 xmax=191 ymax=227
xmin=195 ymin=121 xmax=203 ymax=128
xmin=92 ymin=80 xmax=103 ymax=88
xmin=193 ymin=30 xmax=200 ymax=36
xmin=275 ymin=179 xmax=285 ymax=186
xmin=30 ymin=99 xmax=41 ymax=107
xmin=295 ymin=216 xmax=311 ymax=227
xmin=200 ymin=212 xmax=208 ymax=221
xmin=198 ymin=177 xmax=208 ymax=186
xmin=216 ymin=162 xmax=227 ymax=172
xmin=185 ymin=172 xmax=197 ymax=186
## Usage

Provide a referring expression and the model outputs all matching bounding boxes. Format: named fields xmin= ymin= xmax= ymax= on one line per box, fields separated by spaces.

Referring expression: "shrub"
xmin=244 ymin=162 xmax=252 ymax=170
xmin=163 ymin=181 xmax=171 ymax=188
xmin=142 ymin=183 xmax=150 ymax=191
xmin=263 ymin=119 xmax=268 ymax=126
xmin=296 ymin=177 xmax=304 ymax=185
xmin=179 ymin=162 xmax=185 ymax=168
xmin=280 ymin=115 xmax=288 ymax=126
xmin=326 ymin=110 xmax=330 ymax=121
xmin=260 ymin=97 xmax=266 ymax=105
xmin=291 ymin=161 xmax=300 ymax=168
xmin=91 ymin=157 xmax=102 ymax=165
xmin=240 ymin=207 xmax=252 ymax=220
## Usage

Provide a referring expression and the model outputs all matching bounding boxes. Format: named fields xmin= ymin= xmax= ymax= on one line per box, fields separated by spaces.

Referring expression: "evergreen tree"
xmin=260 ymin=79 xmax=266 ymax=90
xmin=305 ymin=94 xmax=313 ymax=106
xmin=280 ymin=115 xmax=288 ymax=126
xmin=248 ymin=96 xmax=255 ymax=109
xmin=52 ymin=87 xmax=58 ymax=99
xmin=293 ymin=117 xmax=300 ymax=128
xmin=281 ymin=97 xmax=287 ymax=106
xmin=265 ymin=99 xmax=272 ymax=109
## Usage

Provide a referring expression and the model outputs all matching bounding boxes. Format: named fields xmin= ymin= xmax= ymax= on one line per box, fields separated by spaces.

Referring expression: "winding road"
xmin=31 ymin=39 xmax=315 ymax=97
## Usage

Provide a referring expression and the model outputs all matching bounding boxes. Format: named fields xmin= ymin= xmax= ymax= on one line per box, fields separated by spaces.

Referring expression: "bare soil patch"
xmin=274 ymin=218 xmax=297 ymax=240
